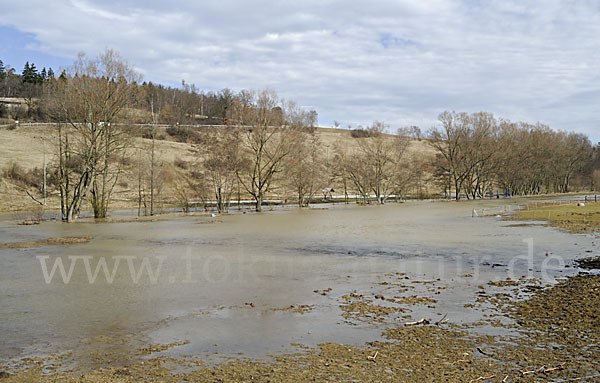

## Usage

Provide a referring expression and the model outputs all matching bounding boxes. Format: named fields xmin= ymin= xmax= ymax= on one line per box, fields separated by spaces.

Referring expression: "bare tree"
xmin=171 ymin=166 xmax=201 ymax=213
xmin=428 ymin=111 xmax=488 ymax=200
xmin=331 ymin=141 xmax=351 ymax=203
xmin=135 ymin=127 xmax=163 ymax=216
xmin=47 ymin=50 xmax=140 ymax=221
xmin=393 ymin=149 xmax=429 ymax=200
xmin=343 ymin=122 xmax=410 ymax=204
xmin=234 ymin=90 xmax=302 ymax=212
xmin=428 ymin=111 xmax=595 ymax=198
xmin=461 ymin=112 xmax=499 ymax=199
xmin=199 ymin=126 xmax=242 ymax=213
xmin=555 ymin=132 xmax=592 ymax=192
xmin=286 ymin=129 xmax=326 ymax=207
xmin=337 ymin=141 xmax=372 ymax=204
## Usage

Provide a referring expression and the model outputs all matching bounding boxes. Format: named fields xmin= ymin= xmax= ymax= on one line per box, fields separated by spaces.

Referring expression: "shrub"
xmin=141 ymin=128 xmax=156 ymax=139
xmin=2 ymin=162 xmax=58 ymax=193
xmin=3 ymin=162 xmax=36 ymax=188
xmin=13 ymin=106 xmax=28 ymax=120
xmin=0 ymin=117 xmax=16 ymax=130
xmin=350 ymin=128 xmax=372 ymax=138
xmin=174 ymin=157 xmax=189 ymax=169
xmin=166 ymin=126 xmax=197 ymax=143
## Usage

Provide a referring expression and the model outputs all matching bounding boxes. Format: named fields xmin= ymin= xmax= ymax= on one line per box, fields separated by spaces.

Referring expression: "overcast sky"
xmin=1 ymin=0 xmax=599 ymax=141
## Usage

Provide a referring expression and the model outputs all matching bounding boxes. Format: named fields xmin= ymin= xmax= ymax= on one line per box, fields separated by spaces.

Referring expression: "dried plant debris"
xmin=271 ymin=304 xmax=314 ymax=314
xmin=138 ymin=340 xmax=190 ymax=355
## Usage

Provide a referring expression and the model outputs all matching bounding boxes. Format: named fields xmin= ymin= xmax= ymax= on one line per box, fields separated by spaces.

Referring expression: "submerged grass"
xmin=0 ymin=236 xmax=91 ymax=249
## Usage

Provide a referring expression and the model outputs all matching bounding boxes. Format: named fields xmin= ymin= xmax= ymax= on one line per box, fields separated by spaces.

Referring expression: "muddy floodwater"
xmin=0 ymin=199 xmax=595 ymax=370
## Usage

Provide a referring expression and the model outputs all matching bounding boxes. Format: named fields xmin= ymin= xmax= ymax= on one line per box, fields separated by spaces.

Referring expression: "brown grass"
xmin=514 ymin=202 xmax=600 ymax=233
xmin=0 ymin=124 xmax=435 ymax=215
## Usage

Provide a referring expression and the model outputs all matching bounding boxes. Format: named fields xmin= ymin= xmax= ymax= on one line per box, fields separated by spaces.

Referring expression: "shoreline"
xmin=0 ymin=190 xmax=590 ymax=222
xmin=1 ymin=268 xmax=598 ymax=382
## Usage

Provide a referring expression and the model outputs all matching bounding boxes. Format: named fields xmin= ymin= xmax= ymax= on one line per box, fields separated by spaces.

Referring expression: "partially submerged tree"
xmin=339 ymin=122 xmax=410 ymax=204
xmin=286 ymin=119 xmax=326 ymax=207
xmin=234 ymin=90 xmax=303 ymax=212
xmin=136 ymin=127 xmax=163 ymax=216
xmin=47 ymin=49 xmax=140 ymax=221
xmin=429 ymin=111 xmax=594 ymax=198
xmin=428 ymin=111 xmax=499 ymax=200
xmin=428 ymin=111 xmax=470 ymax=200
xmin=198 ymin=126 xmax=243 ymax=213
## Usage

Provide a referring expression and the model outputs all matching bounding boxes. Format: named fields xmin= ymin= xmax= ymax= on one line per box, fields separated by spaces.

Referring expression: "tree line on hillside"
xmin=0 ymin=59 xmax=57 ymax=97
xmin=0 ymin=57 xmax=317 ymax=126
xmin=0 ymin=59 xmax=58 ymax=119
xmin=3 ymin=49 xmax=599 ymax=222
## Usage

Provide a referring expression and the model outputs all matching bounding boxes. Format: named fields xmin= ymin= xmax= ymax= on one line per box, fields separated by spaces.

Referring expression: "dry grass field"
xmin=0 ymin=124 xmax=435 ymax=215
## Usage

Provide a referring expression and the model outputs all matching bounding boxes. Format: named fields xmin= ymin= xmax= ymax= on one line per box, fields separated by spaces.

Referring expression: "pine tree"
xmin=41 ymin=67 xmax=47 ymax=81
xmin=31 ymin=62 xmax=41 ymax=83
xmin=47 ymin=67 xmax=55 ymax=80
xmin=23 ymin=61 xmax=42 ymax=84
xmin=29 ymin=62 xmax=38 ymax=78
xmin=22 ymin=61 xmax=31 ymax=80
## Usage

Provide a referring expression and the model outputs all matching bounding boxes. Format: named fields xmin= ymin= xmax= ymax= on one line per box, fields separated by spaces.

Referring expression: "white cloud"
xmin=1 ymin=0 xmax=599 ymax=139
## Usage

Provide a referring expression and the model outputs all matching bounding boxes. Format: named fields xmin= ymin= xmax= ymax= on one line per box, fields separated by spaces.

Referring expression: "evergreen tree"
xmin=22 ymin=61 xmax=42 ymax=84
xmin=59 ymin=69 xmax=67 ymax=81
xmin=47 ymin=67 xmax=55 ymax=79
xmin=41 ymin=67 xmax=47 ymax=81
xmin=22 ymin=61 xmax=31 ymax=79
xmin=0 ymin=59 xmax=5 ymax=81
xmin=22 ymin=61 xmax=33 ymax=82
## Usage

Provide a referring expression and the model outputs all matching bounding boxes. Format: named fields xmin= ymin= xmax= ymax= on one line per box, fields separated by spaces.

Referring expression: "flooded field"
xmin=0 ymin=199 xmax=597 ymax=378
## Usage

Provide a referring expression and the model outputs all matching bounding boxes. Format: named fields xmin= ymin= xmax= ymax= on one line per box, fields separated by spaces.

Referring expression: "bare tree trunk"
xmin=237 ymin=178 xmax=241 ymax=210
xmin=256 ymin=192 xmax=263 ymax=212
xmin=150 ymin=135 xmax=155 ymax=216
xmin=344 ymin=178 xmax=348 ymax=204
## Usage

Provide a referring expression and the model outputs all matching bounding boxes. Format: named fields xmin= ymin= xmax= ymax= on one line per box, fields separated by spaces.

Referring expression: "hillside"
xmin=0 ymin=124 xmax=435 ymax=215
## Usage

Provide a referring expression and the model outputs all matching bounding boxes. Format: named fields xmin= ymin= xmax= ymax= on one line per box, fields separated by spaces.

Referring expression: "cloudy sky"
xmin=1 ymin=0 xmax=599 ymax=140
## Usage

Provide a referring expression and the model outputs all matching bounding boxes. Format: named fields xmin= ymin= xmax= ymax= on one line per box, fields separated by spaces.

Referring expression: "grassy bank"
xmin=514 ymin=201 xmax=600 ymax=233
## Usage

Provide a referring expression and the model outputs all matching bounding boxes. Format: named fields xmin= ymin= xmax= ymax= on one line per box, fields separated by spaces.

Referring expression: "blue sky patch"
xmin=0 ymin=26 xmax=72 ymax=73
